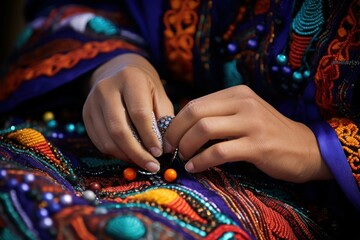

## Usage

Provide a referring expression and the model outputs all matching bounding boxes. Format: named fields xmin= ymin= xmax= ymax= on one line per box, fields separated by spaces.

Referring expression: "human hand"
xmin=163 ymin=85 xmax=332 ymax=183
xmin=82 ymin=53 xmax=174 ymax=173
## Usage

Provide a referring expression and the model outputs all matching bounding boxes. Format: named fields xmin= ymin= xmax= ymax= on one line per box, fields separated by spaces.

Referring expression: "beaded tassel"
xmin=289 ymin=0 xmax=324 ymax=68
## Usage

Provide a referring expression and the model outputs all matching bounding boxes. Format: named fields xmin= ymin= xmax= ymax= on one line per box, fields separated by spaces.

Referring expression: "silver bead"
xmin=82 ymin=190 xmax=96 ymax=202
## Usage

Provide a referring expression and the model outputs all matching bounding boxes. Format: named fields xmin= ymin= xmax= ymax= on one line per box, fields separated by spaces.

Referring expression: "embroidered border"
xmin=0 ymin=39 xmax=140 ymax=101
xmin=163 ymin=0 xmax=201 ymax=83
xmin=328 ymin=117 xmax=360 ymax=188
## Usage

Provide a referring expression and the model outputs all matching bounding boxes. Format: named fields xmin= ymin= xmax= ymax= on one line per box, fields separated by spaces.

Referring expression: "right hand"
xmin=82 ymin=53 xmax=174 ymax=173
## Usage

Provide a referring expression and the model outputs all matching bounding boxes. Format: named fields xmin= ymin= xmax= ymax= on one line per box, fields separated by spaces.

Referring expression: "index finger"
xmin=163 ymin=98 xmax=238 ymax=153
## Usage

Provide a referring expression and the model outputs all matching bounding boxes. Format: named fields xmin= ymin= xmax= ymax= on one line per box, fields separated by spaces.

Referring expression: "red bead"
xmin=89 ymin=182 xmax=101 ymax=191
xmin=164 ymin=168 xmax=177 ymax=182
xmin=123 ymin=168 xmax=137 ymax=181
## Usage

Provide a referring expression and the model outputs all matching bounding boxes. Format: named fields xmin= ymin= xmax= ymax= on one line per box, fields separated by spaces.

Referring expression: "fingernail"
xmin=145 ymin=162 xmax=160 ymax=173
xmin=163 ymin=140 xmax=174 ymax=153
xmin=185 ymin=162 xmax=195 ymax=173
xmin=149 ymin=147 xmax=162 ymax=157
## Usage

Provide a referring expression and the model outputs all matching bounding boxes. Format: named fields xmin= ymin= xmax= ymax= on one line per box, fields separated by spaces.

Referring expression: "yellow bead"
xmin=123 ymin=167 xmax=137 ymax=181
xmin=43 ymin=111 xmax=55 ymax=122
xmin=164 ymin=168 xmax=177 ymax=182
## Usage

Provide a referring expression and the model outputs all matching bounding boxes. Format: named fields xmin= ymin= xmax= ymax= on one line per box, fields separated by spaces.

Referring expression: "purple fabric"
xmin=177 ymin=170 xmax=255 ymax=240
xmin=310 ymin=122 xmax=360 ymax=211
xmin=0 ymin=49 xmax=138 ymax=112
xmin=125 ymin=0 xmax=165 ymax=71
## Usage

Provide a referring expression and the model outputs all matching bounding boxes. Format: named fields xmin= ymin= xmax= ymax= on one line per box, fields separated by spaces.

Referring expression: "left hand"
xmin=163 ymin=85 xmax=332 ymax=183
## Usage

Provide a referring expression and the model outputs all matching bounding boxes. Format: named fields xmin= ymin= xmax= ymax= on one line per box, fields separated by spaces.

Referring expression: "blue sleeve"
xmin=0 ymin=0 xmax=149 ymax=112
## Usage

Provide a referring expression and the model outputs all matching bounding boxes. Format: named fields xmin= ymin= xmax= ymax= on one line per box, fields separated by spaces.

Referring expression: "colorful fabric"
xmin=0 ymin=116 xmax=341 ymax=239
xmin=0 ymin=0 xmax=359 ymax=239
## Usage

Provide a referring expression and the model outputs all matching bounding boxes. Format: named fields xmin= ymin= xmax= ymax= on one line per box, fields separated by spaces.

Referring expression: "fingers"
xmin=83 ymin=79 xmax=161 ymax=173
xmin=164 ymin=97 xmax=239 ymax=153
xmin=178 ymin=115 xmax=249 ymax=160
xmin=99 ymin=87 xmax=161 ymax=172
xmin=184 ymin=138 xmax=255 ymax=173
xmin=123 ymin=79 xmax=162 ymax=157
xmin=123 ymin=74 xmax=174 ymax=157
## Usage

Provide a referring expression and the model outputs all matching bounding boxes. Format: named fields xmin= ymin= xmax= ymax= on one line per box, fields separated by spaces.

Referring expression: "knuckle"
xmin=107 ymin=124 xmax=128 ymax=140
xmin=240 ymin=96 xmax=259 ymax=111
xmin=183 ymin=99 xmax=202 ymax=118
xmin=196 ymin=118 xmax=213 ymax=135
xmin=211 ymin=144 xmax=227 ymax=159
xmin=128 ymin=107 xmax=149 ymax=121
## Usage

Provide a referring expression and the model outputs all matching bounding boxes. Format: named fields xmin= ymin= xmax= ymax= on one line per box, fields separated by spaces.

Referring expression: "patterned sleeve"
xmin=0 ymin=1 xmax=147 ymax=112
xmin=312 ymin=0 xmax=360 ymax=210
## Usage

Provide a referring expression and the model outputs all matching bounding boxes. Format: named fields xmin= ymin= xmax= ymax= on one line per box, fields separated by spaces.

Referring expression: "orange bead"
xmin=164 ymin=168 xmax=177 ymax=182
xmin=123 ymin=167 xmax=137 ymax=181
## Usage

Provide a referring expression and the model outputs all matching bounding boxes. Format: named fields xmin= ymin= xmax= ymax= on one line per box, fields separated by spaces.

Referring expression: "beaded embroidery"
xmin=314 ymin=0 xmax=359 ymax=115
xmin=0 ymin=39 xmax=141 ymax=101
xmin=0 ymin=115 xmax=335 ymax=239
xmin=163 ymin=0 xmax=201 ymax=83
xmin=328 ymin=118 xmax=360 ymax=188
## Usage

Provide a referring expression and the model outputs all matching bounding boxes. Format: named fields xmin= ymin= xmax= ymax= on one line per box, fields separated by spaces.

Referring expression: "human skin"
xmin=83 ymin=53 xmax=174 ymax=173
xmin=83 ymin=53 xmax=332 ymax=183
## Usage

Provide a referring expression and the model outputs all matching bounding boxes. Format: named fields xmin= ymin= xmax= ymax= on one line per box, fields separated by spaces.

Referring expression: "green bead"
xmin=276 ymin=54 xmax=287 ymax=65
xmin=66 ymin=174 xmax=78 ymax=184
xmin=105 ymin=215 xmax=146 ymax=240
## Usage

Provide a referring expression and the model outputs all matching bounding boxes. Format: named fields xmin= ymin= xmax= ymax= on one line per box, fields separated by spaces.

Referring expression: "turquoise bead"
xmin=276 ymin=54 xmax=287 ymax=65
xmin=88 ymin=16 xmax=118 ymax=36
xmin=105 ymin=215 xmax=146 ymax=240
xmin=303 ymin=70 xmax=310 ymax=78
xmin=292 ymin=71 xmax=303 ymax=82
xmin=65 ymin=123 xmax=76 ymax=133
xmin=223 ymin=59 xmax=243 ymax=88
xmin=47 ymin=120 xmax=57 ymax=129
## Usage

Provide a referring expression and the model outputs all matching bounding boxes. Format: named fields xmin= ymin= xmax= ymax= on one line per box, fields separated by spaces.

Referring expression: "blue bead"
xmin=51 ymin=132 xmax=58 ymax=138
xmin=256 ymin=24 xmax=265 ymax=33
xmin=282 ymin=66 xmax=292 ymax=76
xmin=247 ymin=39 xmax=258 ymax=49
xmin=18 ymin=183 xmax=30 ymax=192
xmin=7 ymin=178 xmax=18 ymax=189
xmin=226 ymin=43 xmax=238 ymax=54
xmin=24 ymin=173 xmax=35 ymax=183
xmin=271 ymin=66 xmax=279 ymax=73
xmin=0 ymin=169 xmax=7 ymax=180
xmin=43 ymin=192 xmax=54 ymax=202
xmin=59 ymin=194 xmax=73 ymax=206
xmin=47 ymin=119 xmax=57 ymax=129
xmin=276 ymin=54 xmax=287 ymax=65
xmin=48 ymin=202 xmax=61 ymax=213
xmin=37 ymin=208 xmax=49 ymax=218
xmin=39 ymin=217 xmax=53 ymax=228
